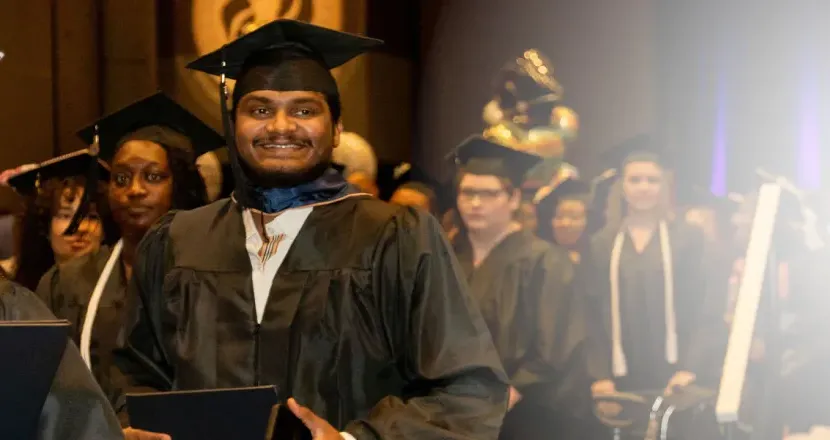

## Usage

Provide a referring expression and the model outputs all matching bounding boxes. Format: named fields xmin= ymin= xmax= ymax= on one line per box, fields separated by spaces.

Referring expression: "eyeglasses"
xmin=458 ymin=188 xmax=506 ymax=203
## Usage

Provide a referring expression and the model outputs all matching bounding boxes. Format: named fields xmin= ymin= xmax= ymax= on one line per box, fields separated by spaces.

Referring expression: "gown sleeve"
xmin=343 ymin=208 xmax=509 ymax=440
xmin=0 ymin=281 xmax=124 ymax=440
xmin=676 ymin=225 xmax=720 ymax=378
xmin=578 ymin=235 xmax=614 ymax=382
xmin=512 ymin=246 xmax=577 ymax=401
xmin=111 ymin=213 xmax=177 ymax=421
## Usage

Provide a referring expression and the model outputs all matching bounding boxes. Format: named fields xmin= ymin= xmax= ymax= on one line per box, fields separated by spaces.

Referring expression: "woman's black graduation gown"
xmin=0 ymin=279 xmax=123 ymax=439
xmin=580 ymin=222 xmax=711 ymax=391
xmin=122 ymin=197 xmax=509 ymax=439
xmin=36 ymin=246 xmax=142 ymax=421
xmin=454 ymin=230 xmax=590 ymax=439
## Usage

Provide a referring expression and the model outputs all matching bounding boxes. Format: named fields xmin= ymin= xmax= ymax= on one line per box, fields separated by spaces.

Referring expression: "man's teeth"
xmin=261 ymin=143 xmax=302 ymax=149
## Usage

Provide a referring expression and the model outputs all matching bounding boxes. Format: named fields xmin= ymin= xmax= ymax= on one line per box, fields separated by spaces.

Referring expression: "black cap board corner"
xmin=186 ymin=19 xmax=383 ymax=79
xmin=7 ymin=149 xmax=110 ymax=197
xmin=75 ymin=92 xmax=225 ymax=161
xmin=450 ymin=135 xmax=542 ymax=187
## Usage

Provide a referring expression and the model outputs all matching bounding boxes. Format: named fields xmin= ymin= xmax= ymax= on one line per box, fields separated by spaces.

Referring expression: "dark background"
xmin=2 ymin=0 xmax=829 ymax=201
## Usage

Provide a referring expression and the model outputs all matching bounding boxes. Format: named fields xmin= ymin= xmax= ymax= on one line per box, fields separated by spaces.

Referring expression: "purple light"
xmin=710 ymin=71 xmax=727 ymax=196
xmin=797 ymin=53 xmax=820 ymax=189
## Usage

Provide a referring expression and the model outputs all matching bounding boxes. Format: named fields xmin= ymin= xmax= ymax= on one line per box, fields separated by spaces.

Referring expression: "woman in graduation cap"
xmin=450 ymin=135 xmax=587 ymax=439
xmin=3 ymin=151 xmax=116 ymax=291
xmin=535 ymin=178 xmax=593 ymax=265
xmin=578 ymin=136 xmax=710 ymax=408
xmin=36 ymin=92 xmax=219 ymax=419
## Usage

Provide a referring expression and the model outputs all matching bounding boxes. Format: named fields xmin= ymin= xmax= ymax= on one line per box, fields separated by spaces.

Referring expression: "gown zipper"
xmin=254 ymin=322 xmax=262 ymax=386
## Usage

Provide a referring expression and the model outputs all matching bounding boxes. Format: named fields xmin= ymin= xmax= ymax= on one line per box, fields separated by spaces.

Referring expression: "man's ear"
xmin=333 ymin=121 xmax=344 ymax=148
xmin=509 ymin=188 xmax=522 ymax=212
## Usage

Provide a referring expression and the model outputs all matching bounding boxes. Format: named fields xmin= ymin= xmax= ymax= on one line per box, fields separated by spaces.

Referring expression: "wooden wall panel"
xmin=0 ymin=0 xmax=55 ymax=168
xmin=100 ymin=0 xmax=158 ymax=112
xmin=53 ymin=0 xmax=101 ymax=154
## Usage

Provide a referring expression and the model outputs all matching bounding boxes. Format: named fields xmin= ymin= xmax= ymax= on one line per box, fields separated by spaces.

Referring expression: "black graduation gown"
xmin=453 ymin=231 xmax=593 ymax=438
xmin=0 ymin=279 xmax=124 ymax=440
xmin=123 ymin=197 xmax=510 ymax=439
xmin=580 ymin=222 xmax=710 ymax=391
xmin=36 ymin=246 xmax=143 ymax=422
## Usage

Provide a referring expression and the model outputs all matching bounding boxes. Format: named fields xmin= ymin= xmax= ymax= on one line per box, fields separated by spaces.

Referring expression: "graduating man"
xmin=449 ymin=136 xmax=588 ymax=439
xmin=121 ymin=20 xmax=508 ymax=440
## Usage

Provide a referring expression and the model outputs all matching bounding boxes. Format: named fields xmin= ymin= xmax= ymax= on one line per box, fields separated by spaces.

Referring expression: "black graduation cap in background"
xmin=538 ymin=178 xmax=591 ymax=205
xmin=76 ymin=92 xmax=225 ymax=161
xmin=186 ymin=19 xmax=383 ymax=79
xmin=7 ymin=149 xmax=110 ymax=197
xmin=599 ymin=133 xmax=670 ymax=172
xmin=67 ymin=93 xmax=224 ymax=235
xmin=375 ymin=161 xmax=448 ymax=210
xmin=449 ymin=135 xmax=543 ymax=188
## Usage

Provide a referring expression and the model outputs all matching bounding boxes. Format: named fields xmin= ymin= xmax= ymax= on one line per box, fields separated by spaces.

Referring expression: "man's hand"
xmin=665 ymin=370 xmax=696 ymax=395
xmin=288 ymin=398 xmax=342 ymax=440
xmin=591 ymin=379 xmax=616 ymax=397
xmin=591 ymin=379 xmax=621 ymax=418
xmin=507 ymin=386 xmax=522 ymax=410
xmin=0 ymin=164 xmax=36 ymax=186
xmin=122 ymin=427 xmax=171 ymax=440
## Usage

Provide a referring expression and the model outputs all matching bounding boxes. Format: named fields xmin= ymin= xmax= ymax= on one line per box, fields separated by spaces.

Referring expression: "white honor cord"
xmin=610 ymin=221 xmax=677 ymax=377
xmin=660 ymin=405 xmax=676 ymax=440
xmin=80 ymin=239 xmax=124 ymax=369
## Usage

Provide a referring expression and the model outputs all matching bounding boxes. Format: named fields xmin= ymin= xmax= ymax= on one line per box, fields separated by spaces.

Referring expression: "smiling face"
xmin=108 ymin=140 xmax=173 ymax=237
xmin=622 ymin=160 xmax=665 ymax=214
xmin=552 ymin=198 xmax=587 ymax=247
xmin=234 ymin=90 xmax=340 ymax=187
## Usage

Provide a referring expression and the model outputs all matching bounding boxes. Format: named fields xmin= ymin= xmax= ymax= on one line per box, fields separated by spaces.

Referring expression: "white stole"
xmin=80 ymin=239 xmax=123 ymax=369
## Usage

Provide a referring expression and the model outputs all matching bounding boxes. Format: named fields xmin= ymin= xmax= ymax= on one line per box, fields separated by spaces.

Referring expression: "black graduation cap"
xmin=378 ymin=162 xmax=444 ymax=211
xmin=387 ymin=162 xmax=439 ymax=195
xmin=599 ymin=134 xmax=669 ymax=173
xmin=449 ymin=135 xmax=543 ymax=187
xmin=0 ymin=320 xmax=70 ymax=439
xmin=538 ymin=178 xmax=591 ymax=205
xmin=186 ymin=19 xmax=383 ymax=80
xmin=76 ymin=92 xmax=225 ymax=161
xmin=7 ymin=149 xmax=110 ymax=197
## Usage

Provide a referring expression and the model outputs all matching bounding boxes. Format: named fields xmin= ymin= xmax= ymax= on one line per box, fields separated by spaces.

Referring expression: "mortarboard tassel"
xmin=63 ymin=126 xmax=100 ymax=236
